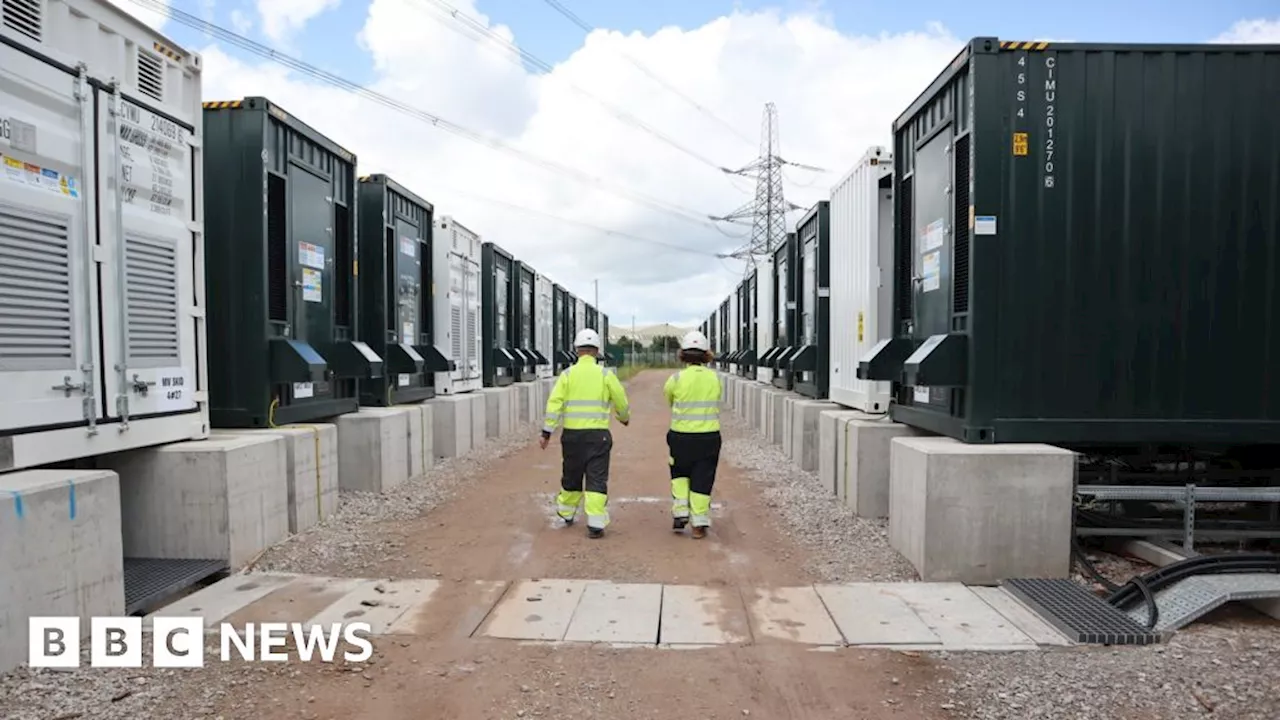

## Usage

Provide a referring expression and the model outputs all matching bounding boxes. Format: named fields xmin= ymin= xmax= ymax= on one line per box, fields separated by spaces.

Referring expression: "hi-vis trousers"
xmin=667 ymin=430 xmax=722 ymax=527
xmin=554 ymin=429 xmax=613 ymax=529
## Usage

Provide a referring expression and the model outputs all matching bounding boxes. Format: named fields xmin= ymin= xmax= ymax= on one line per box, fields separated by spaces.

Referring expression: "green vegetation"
xmin=615 ymin=361 xmax=678 ymax=382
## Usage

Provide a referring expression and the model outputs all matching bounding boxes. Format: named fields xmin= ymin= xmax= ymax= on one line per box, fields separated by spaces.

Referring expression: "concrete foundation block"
xmin=818 ymin=410 xmax=868 ymax=496
xmin=790 ymin=400 xmax=840 ymax=472
xmin=226 ymin=425 xmax=339 ymax=533
xmin=889 ymin=437 xmax=1076 ymax=584
xmin=470 ymin=392 xmax=488 ymax=446
xmin=781 ymin=396 xmax=800 ymax=456
xmin=0 ymin=470 xmax=125 ymax=673
xmin=336 ymin=407 xmax=411 ymax=494
xmin=102 ymin=435 xmax=289 ymax=570
xmin=766 ymin=389 xmax=787 ymax=445
xmin=516 ymin=383 xmax=537 ymax=425
xmin=837 ymin=416 xmax=924 ymax=518
xmin=483 ymin=387 xmax=514 ymax=438
xmin=402 ymin=404 xmax=435 ymax=479
xmin=428 ymin=395 xmax=471 ymax=459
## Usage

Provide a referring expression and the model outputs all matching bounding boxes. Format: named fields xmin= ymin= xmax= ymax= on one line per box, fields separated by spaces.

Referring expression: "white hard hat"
xmin=681 ymin=330 xmax=709 ymax=351
xmin=573 ymin=328 xmax=602 ymax=349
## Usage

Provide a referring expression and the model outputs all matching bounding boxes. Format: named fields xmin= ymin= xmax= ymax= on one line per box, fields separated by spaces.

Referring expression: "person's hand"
xmin=539 ymin=434 xmax=550 ymax=450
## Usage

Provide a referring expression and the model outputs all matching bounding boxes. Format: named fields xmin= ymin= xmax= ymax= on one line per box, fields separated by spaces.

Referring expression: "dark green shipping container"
xmin=356 ymin=174 xmax=453 ymax=406
xmin=860 ymin=38 xmax=1280 ymax=445
xmin=552 ymin=284 xmax=573 ymax=370
xmin=481 ymin=242 xmax=518 ymax=387
xmin=203 ymin=97 xmax=381 ymax=428
xmin=763 ymin=232 xmax=797 ymax=389
xmin=792 ymin=201 xmax=831 ymax=399
xmin=511 ymin=260 xmax=543 ymax=381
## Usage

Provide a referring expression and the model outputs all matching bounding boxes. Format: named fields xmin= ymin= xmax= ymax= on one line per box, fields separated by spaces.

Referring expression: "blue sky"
xmin=162 ymin=0 xmax=1277 ymax=87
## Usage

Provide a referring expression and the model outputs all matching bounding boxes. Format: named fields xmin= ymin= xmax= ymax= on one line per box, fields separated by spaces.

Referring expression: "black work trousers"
xmin=561 ymin=428 xmax=613 ymax=495
xmin=667 ymin=430 xmax=722 ymax=496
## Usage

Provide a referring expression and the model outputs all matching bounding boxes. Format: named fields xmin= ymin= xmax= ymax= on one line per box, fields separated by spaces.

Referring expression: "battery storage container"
xmin=736 ymin=272 xmax=757 ymax=378
xmin=510 ymin=259 xmax=543 ymax=381
xmin=203 ymin=97 xmax=381 ymax=428
xmin=753 ymin=257 xmax=775 ymax=384
xmin=0 ymin=0 xmax=209 ymax=470
xmin=535 ymin=273 xmax=554 ymax=378
xmin=716 ymin=297 xmax=730 ymax=369
xmin=600 ymin=313 xmax=611 ymax=365
xmin=431 ymin=215 xmax=482 ymax=394
xmin=762 ymin=233 xmax=798 ymax=389
xmin=356 ymin=174 xmax=451 ymax=406
xmin=481 ymin=242 xmax=517 ymax=387
xmin=791 ymin=201 xmax=831 ymax=399
xmin=829 ymin=147 xmax=894 ymax=413
xmin=552 ymin=284 xmax=573 ymax=370
xmin=860 ymin=38 xmax=1280 ymax=445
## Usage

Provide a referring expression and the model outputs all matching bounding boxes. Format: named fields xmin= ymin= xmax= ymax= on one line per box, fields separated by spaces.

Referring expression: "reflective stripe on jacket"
xmin=543 ymin=355 xmax=631 ymax=432
xmin=663 ymin=365 xmax=721 ymax=433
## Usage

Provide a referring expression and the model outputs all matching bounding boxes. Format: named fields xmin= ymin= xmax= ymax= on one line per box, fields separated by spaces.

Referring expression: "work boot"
xmin=588 ymin=527 xmax=604 ymax=539
xmin=561 ymin=516 xmax=575 ymax=527
xmin=672 ymin=517 xmax=688 ymax=531
xmin=691 ymin=526 xmax=707 ymax=540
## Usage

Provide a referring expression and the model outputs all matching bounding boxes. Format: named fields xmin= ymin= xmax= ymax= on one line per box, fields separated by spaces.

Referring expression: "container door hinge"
xmin=193 ymin=391 xmax=209 ymax=403
xmin=92 ymin=245 xmax=109 ymax=263
xmin=187 ymin=306 xmax=206 ymax=319
xmin=187 ymin=221 xmax=204 ymax=234
xmin=186 ymin=134 xmax=202 ymax=149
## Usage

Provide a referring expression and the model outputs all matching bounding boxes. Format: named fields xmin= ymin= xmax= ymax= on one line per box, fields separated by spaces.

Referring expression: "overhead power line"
xmin=411 ymin=0 xmax=731 ymax=174
xmin=124 ymin=0 xmax=725 ymax=231
xmin=538 ymin=0 xmax=759 ymax=149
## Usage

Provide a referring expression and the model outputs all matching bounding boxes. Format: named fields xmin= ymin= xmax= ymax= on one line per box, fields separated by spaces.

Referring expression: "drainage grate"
xmin=124 ymin=558 xmax=228 ymax=615
xmin=1003 ymin=578 xmax=1161 ymax=645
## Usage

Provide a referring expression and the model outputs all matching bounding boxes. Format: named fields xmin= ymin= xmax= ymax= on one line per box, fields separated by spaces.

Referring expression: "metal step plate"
xmin=1003 ymin=578 xmax=1161 ymax=645
xmin=124 ymin=558 xmax=229 ymax=615
xmin=1125 ymin=573 xmax=1280 ymax=632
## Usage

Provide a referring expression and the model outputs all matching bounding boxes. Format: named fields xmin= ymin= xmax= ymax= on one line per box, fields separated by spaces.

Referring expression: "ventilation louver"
xmin=2 ymin=0 xmax=42 ymax=43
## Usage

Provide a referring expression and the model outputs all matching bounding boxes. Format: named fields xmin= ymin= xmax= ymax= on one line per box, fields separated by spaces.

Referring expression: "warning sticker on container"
xmin=399 ymin=236 xmax=417 ymax=258
xmin=299 ymin=242 xmax=326 ymax=269
xmin=302 ymin=267 xmax=322 ymax=303
xmin=402 ymin=321 xmax=415 ymax=345
xmin=1013 ymin=132 xmax=1029 ymax=156
xmin=1 ymin=154 xmax=81 ymax=198
xmin=921 ymin=251 xmax=941 ymax=293
xmin=293 ymin=382 xmax=314 ymax=399
xmin=398 ymin=374 xmax=411 ymax=387
xmin=153 ymin=369 xmax=190 ymax=412
xmin=914 ymin=385 xmax=931 ymax=403
xmin=975 ymin=215 xmax=997 ymax=235
xmin=857 ymin=311 xmax=864 ymax=343
xmin=920 ymin=219 xmax=945 ymax=252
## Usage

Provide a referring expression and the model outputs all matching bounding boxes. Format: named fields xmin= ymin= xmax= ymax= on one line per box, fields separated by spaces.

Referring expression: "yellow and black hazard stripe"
xmin=152 ymin=42 xmax=184 ymax=63
xmin=1000 ymin=41 xmax=1051 ymax=51
xmin=201 ymin=100 xmax=244 ymax=110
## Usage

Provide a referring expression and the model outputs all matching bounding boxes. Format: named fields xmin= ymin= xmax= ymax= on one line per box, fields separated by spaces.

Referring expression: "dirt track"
xmin=221 ymin=370 xmax=944 ymax=719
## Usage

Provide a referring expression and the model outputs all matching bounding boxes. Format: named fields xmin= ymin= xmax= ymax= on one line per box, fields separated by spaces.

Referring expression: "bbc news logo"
xmin=29 ymin=617 xmax=374 ymax=668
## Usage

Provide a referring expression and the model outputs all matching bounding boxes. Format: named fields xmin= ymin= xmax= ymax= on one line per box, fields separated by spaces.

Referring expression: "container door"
xmin=912 ymin=131 xmax=951 ymax=340
xmin=775 ymin=256 xmax=788 ymax=346
xmin=98 ymin=91 xmax=198 ymax=420
xmin=464 ymin=256 xmax=482 ymax=380
xmin=447 ymin=250 xmax=465 ymax=380
xmin=395 ymin=217 xmax=421 ymax=386
xmin=520 ymin=274 xmax=533 ymax=351
xmin=911 ymin=130 xmax=952 ymax=406
xmin=802 ymin=237 xmax=816 ymax=344
xmin=0 ymin=45 xmax=100 ymax=431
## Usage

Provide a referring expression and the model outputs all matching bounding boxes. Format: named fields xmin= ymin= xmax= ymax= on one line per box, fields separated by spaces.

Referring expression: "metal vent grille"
xmin=136 ymin=50 xmax=164 ymax=102
xmin=896 ymin=176 xmax=913 ymax=322
xmin=125 ymin=235 xmax=179 ymax=362
xmin=450 ymin=305 xmax=462 ymax=358
xmin=953 ymin=134 xmax=971 ymax=314
xmin=267 ymin=175 xmax=287 ymax=322
xmin=0 ymin=206 xmax=73 ymax=368
xmin=2 ymin=0 xmax=42 ymax=42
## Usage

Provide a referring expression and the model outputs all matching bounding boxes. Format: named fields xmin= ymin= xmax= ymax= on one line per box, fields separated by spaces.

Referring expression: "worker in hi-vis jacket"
xmin=663 ymin=331 xmax=723 ymax=539
xmin=540 ymin=328 xmax=631 ymax=539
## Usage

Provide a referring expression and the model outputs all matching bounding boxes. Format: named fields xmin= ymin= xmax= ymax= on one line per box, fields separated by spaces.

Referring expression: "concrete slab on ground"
xmin=815 ymin=584 xmax=941 ymax=646
xmin=884 ymin=582 xmax=1038 ymax=649
xmin=563 ymin=582 xmax=662 ymax=644
xmin=659 ymin=585 xmax=752 ymax=646
xmin=143 ymin=573 xmax=300 ymax=628
xmin=480 ymin=579 xmax=587 ymax=641
xmin=306 ymin=579 xmax=440 ymax=634
xmin=745 ymin=586 xmax=843 ymax=646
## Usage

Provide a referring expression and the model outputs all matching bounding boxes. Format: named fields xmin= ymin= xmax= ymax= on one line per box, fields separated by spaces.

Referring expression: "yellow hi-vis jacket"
xmin=543 ymin=355 xmax=630 ymax=433
xmin=663 ymin=365 xmax=721 ymax=433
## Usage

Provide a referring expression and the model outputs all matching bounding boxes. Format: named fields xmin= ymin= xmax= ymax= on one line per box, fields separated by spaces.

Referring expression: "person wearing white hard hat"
xmin=663 ymin=330 xmax=723 ymax=539
xmin=539 ymin=327 xmax=631 ymax=539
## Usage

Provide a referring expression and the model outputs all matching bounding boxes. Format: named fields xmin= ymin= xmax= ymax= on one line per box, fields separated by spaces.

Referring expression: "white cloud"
xmin=230 ymin=8 xmax=252 ymax=35
xmin=200 ymin=0 xmax=963 ymax=325
xmin=257 ymin=0 xmax=342 ymax=44
xmin=105 ymin=0 xmax=170 ymax=32
xmin=1213 ymin=18 xmax=1280 ymax=43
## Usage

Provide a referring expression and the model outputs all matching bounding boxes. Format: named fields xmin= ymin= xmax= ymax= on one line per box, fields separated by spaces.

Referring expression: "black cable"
xmin=1072 ymin=540 xmax=1122 ymax=593
xmin=1125 ymin=575 xmax=1160 ymax=630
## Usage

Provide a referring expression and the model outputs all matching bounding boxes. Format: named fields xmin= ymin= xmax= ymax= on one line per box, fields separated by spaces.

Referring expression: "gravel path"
xmin=720 ymin=412 xmax=918 ymax=582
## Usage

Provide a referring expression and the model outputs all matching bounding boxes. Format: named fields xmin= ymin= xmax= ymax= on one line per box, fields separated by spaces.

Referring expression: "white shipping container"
xmin=574 ymin=297 xmax=585 ymax=335
xmin=828 ymin=146 xmax=894 ymax=412
xmin=0 ymin=0 xmax=208 ymax=472
xmin=534 ymin=273 xmax=553 ymax=379
xmin=754 ymin=257 xmax=775 ymax=383
xmin=725 ymin=291 xmax=739 ymax=367
xmin=432 ymin=216 xmax=483 ymax=394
